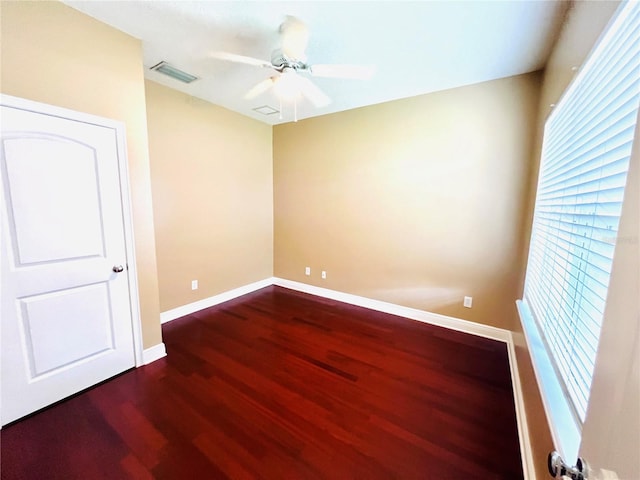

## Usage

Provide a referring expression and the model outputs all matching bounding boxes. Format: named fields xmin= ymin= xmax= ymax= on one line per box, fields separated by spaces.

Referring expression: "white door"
xmin=1 ymin=96 xmax=137 ymax=425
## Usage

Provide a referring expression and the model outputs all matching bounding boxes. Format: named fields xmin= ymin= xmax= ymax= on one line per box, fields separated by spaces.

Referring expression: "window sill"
xmin=516 ymin=299 xmax=582 ymax=462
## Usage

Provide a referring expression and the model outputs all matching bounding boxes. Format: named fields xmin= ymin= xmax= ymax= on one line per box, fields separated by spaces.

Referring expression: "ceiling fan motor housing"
xmin=271 ymin=49 xmax=308 ymax=72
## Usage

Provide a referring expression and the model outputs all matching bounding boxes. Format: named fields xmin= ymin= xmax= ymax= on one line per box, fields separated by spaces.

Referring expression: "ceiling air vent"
xmin=253 ymin=105 xmax=279 ymax=116
xmin=150 ymin=61 xmax=198 ymax=84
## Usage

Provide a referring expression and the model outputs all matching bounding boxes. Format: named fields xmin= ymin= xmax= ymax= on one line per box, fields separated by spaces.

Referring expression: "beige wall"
xmin=513 ymin=2 xmax=622 ymax=479
xmin=274 ymin=73 xmax=540 ymax=331
xmin=145 ymin=81 xmax=273 ymax=312
xmin=0 ymin=1 xmax=163 ymax=348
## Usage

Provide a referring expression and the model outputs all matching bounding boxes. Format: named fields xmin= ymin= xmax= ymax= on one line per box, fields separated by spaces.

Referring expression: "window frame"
xmin=518 ymin=0 xmax=639 ymax=462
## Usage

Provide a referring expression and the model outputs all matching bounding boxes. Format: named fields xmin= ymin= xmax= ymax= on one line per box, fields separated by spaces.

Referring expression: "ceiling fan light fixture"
xmin=213 ymin=15 xmax=367 ymax=114
xmin=273 ymin=69 xmax=303 ymax=102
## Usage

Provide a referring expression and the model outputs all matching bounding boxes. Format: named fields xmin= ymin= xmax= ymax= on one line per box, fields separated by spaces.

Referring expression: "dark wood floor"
xmin=1 ymin=286 xmax=523 ymax=479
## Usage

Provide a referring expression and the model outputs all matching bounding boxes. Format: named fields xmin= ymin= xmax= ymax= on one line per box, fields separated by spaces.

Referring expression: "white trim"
xmin=0 ymin=94 xmax=145 ymax=367
xmin=507 ymin=332 xmax=536 ymax=480
xmin=142 ymin=343 xmax=167 ymax=364
xmin=112 ymin=117 xmax=145 ymax=368
xmin=0 ymin=94 xmax=131 ymax=127
xmin=160 ymin=278 xmax=274 ymax=323
xmin=517 ymin=299 xmax=581 ymax=463
xmin=273 ymin=277 xmax=510 ymax=342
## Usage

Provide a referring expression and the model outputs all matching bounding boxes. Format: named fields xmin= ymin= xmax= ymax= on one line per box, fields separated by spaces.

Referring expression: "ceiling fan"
xmin=211 ymin=16 xmax=375 ymax=110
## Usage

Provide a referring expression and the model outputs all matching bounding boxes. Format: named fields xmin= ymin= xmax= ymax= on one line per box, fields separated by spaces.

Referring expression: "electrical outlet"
xmin=321 ymin=271 xmax=327 ymax=279
xmin=191 ymin=280 xmax=198 ymax=290
xmin=305 ymin=266 xmax=311 ymax=276
xmin=463 ymin=296 xmax=473 ymax=308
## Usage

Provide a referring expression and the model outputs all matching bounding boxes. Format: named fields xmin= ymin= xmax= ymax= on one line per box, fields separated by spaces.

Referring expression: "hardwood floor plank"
xmin=120 ymin=454 xmax=154 ymax=480
xmin=1 ymin=286 xmax=523 ymax=479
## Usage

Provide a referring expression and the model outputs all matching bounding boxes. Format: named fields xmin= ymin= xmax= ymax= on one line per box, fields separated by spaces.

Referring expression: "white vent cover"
xmin=150 ymin=61 xmax=198 ymax=84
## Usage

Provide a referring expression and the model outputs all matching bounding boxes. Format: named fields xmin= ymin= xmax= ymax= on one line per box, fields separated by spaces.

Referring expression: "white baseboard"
xmin=142 ymin=342 xmax=166 ymax=365
xmin=160 ymin=278 xmax=274 ymax=324
xmin=273 ymin=277 xmax=511 ymax=342
xmin=158 ymin=276 xmax=533 ymax=478
xmin=507 ymin=333 xmax=536 ymax=480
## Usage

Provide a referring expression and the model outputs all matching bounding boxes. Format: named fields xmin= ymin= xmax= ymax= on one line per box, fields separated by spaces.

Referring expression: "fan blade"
xmin=280 ymin=16 xmax=309 ymax=61
xmin=310 ymin=64 xmax=376 ymax=80
xmin=244 ymin=78 xmax=275 ymax=99
xmin=210 ymin=51 xmax=272 ymax=68
xmin=297 ymin=76 xmax=331 ymax=108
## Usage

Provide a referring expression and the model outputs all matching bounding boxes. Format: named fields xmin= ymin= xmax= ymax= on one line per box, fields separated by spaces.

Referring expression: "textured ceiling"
xmin=64 ymin=1 xmax=568 ymax=125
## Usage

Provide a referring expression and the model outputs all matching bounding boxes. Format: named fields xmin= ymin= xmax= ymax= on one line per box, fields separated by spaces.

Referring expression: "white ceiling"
xmin=63 ymin=1 xmax=567 ymax=125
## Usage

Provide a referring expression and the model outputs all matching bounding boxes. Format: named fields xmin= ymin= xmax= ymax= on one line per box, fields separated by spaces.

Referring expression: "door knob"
xmin=112 ymin=265 xmax=124 ymax=273
xmin=548 ymin=451 xmax=587 ymax=480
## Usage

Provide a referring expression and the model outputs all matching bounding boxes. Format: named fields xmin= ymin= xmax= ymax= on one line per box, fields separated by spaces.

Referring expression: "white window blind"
xmin=523 ymin=0 xmax=640 ymax=424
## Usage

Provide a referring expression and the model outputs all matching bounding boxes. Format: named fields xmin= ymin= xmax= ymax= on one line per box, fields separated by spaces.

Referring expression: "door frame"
xmin=0 ymin=93 xmax=145 ymax=368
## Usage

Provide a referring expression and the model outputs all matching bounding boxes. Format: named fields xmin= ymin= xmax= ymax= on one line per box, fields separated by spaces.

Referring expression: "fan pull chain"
xmin=279 ymin=99 xmax=283 ymax=120
xmin=294 ymin=99 xmax=298 ymax=122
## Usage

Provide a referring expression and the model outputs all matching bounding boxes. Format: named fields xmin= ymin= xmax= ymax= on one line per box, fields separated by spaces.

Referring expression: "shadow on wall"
xmin=370 ymin=285 xmax=465 ymax=311
xmin=367 ymin=277 xmax=521 ymax=331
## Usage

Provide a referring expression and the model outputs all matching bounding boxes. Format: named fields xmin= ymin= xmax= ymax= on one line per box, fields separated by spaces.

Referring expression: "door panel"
xmin=4 ymin=137 xmax=104 ymax=263
xmin=1 ymin=101 xmax=136 ymax=425
xmin=19 ymin=283 xmax=115 ymax=377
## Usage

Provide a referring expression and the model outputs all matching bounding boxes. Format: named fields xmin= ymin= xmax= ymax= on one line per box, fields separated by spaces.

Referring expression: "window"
xmin=519 ymin=0 xmax=640 ymax=457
